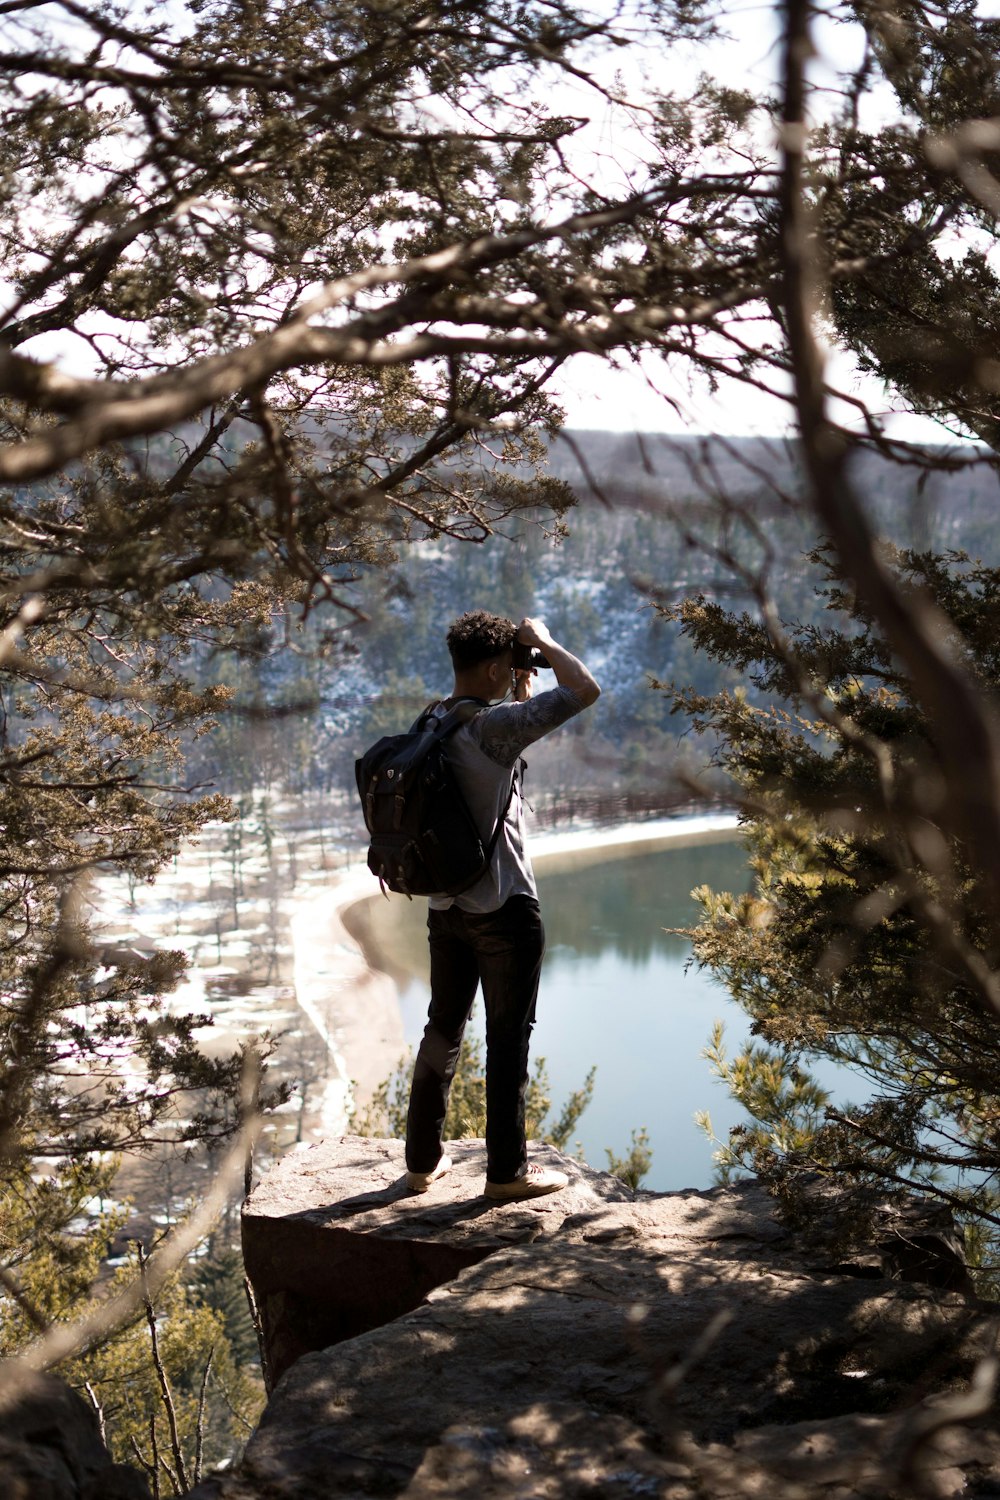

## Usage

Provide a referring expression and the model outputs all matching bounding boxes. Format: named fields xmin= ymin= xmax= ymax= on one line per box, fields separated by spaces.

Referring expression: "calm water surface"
xmin=362 ymin=837 xmax=771 ymax=1191
xmin=530 ymin=840 xmax=754 ymax=1190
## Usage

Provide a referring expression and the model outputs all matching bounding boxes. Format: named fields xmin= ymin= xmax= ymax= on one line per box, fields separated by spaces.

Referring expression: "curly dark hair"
xmin=447 ymin=609 xmax=516 ymax=670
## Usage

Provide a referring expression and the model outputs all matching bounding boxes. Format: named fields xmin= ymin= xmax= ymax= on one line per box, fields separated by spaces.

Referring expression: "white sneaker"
xmin=405 ymin=1154 xmax=452 ymax=1193
xmin=484 ymin=1164 xmax=569 ymax=1202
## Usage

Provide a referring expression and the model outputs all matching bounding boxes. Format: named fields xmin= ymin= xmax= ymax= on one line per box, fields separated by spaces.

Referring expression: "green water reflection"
xmin=539 ymin=838 xmax=750 ymax=965
xmin=358 ymin=834 xmax=756 ymax=1192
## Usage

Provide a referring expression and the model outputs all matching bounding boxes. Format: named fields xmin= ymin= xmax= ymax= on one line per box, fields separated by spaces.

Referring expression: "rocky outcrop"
xmin=0 ymin=1370 xmax=151 ymax=1500
xmin=203 ymin=1136 xmax=1000 ymax=1500
xmin=241 ymin=1134 xmax=635 ymax=1389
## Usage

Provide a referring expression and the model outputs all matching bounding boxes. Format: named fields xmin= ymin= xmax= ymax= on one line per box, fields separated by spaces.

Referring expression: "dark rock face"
xmin=207 ymin=1135 xmax=1000 ymax=1500
xmin=0 ymin=1370 xmax=151 ymax=1500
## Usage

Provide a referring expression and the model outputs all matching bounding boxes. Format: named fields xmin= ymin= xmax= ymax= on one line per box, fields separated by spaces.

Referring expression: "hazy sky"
xmin=14 ymin=0 xmax=994 ymax=446
xmin=553 ymin=1 xmax=985 ymax=443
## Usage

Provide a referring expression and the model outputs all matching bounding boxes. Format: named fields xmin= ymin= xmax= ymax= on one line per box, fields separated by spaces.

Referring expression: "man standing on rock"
xmin=405 ymin=609 xmax=601 ymax=1202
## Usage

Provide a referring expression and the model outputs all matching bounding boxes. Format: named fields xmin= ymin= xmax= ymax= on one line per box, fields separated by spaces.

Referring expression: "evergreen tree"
xmin=69 ymin=1254 xmax=263 ymax=1493
xmin=0 ymin=1159 xmax=263 ymax=1489
xmin=669 ymin=546 xmax=1000 ymax=1273
xmin=355 ymin=1034 xmax=596 ymax=1156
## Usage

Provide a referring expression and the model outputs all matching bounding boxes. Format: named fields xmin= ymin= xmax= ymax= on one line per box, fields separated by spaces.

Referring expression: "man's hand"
xmin=516 ymin=616 xmax=552 ymax=649
xmin=514 ymin=616 xmax=600 ymax=708
xmin=513 ymin=668 xmax=533 ymax=703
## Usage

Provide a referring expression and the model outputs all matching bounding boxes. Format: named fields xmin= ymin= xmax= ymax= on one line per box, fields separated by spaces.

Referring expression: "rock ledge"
xmin=206 ymin=1135 xmax=1000 ymax=1500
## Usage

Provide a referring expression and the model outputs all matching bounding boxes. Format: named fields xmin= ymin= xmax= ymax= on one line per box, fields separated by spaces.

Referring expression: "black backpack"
xmin=355 ymin=698 xmax=516 ymax=897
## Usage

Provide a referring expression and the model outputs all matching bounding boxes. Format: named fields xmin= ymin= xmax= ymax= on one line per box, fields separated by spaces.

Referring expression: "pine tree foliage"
xmin=0 ymin=1151 xmax=127 ymax=1349
xmin=816 ymin=4 xmax=1000 ymax=447
xmin=605 ymin=1127 xmax=653 ymax=1191
xmin=67 ymin=1255 xmax=263 ymax=1492
xmin=0 ymin=1159 xmax=263 ymax=1487
xmin=669 ymin=546 xmax=1000 ymax=1266
xmin=191 ymin=1245 xmax=261 ymax=1370
xmin=354 ymin=1034 xmax=596 ymax=1155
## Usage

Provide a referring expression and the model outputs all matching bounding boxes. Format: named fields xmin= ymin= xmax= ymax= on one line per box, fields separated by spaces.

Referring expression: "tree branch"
xmin=778 ymin=0 xmax=1000 ymax=922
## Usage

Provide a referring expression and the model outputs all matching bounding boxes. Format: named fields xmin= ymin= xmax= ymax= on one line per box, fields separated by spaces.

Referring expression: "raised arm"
xmin=516 ymin=617 xmax=601 ymax=708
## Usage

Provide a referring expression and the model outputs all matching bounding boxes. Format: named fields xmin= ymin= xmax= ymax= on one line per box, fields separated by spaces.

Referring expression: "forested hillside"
xmin=187 ymin=432 xmax=1000 ymax=815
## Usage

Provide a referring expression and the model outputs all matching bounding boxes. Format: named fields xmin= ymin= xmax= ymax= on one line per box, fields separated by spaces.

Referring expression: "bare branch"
xmin=0 ymin=183 xmax=754 ymax=483
xmin=139 ymin=1243 xmax=189 ymax=1494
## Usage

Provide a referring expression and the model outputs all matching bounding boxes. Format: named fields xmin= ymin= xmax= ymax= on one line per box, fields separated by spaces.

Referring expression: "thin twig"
xmin=139 ymin=1243 xmax=189 ymax=1493
xmin=243 ymin=1274 xmax=270 ymax=1393
xmin=193 ymin=1341 xmax=215 ymax=1485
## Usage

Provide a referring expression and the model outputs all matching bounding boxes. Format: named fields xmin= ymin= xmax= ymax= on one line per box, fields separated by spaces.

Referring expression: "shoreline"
xmin=289 ymin=811 xmax=740 ymax=1134
xmin=528 ymin=811 xmax=741 ymax=872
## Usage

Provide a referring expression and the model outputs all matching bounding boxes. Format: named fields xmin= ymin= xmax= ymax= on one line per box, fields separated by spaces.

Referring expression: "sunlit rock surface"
xmin=197 ymin=1136 xmax=1000 ymax=1499
xmin=242 ymin=1134 xmax=634 ymax=1389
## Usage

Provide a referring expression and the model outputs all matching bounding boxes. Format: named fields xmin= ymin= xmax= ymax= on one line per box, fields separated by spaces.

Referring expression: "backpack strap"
xmin=416 ymin=697 xmax=520 ymax=868
xmin=411 ymin=696 xmax=487 ymax=737
xmin=483 ymin=760 xmax=520 ymax=864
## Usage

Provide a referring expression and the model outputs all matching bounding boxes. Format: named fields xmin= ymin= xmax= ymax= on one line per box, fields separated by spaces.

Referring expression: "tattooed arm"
xmin=516 ymin=617 xmax=601 ymax=707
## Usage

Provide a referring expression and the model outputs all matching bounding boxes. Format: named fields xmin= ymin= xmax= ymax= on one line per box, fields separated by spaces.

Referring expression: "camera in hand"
xmin=512 ymin=640 xmax=550 ymax=672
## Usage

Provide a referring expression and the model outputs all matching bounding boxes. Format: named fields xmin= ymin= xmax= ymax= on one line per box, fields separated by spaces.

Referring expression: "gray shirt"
xmin=428 ymin=684 xmax=586 ymax=914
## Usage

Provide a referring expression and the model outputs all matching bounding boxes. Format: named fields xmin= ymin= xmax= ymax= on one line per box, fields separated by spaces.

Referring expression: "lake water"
xmin=357 ymin=835 xmax=783 ymax=1192
xmin=523 ymin=838 xmax=758 ymax=1190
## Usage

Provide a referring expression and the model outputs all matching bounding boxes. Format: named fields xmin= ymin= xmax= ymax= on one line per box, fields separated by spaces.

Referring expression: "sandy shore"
xmin=290 ymin=811 xmax=740 ymax=1135
xmin=528 ymin=811 xmax=741 ymax=871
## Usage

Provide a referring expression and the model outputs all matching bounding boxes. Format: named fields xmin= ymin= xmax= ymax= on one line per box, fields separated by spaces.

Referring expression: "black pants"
xmin=405 ymin=895 xmax=545 ymax=1184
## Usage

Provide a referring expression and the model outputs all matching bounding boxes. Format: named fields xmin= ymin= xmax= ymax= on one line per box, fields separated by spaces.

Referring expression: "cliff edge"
xmin=198 ymin=1136 xmax=999 ymax=1499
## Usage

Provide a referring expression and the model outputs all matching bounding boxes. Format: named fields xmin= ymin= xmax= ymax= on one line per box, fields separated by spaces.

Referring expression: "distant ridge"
xmin=547 ymin=429 xmax=999 ymax=524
